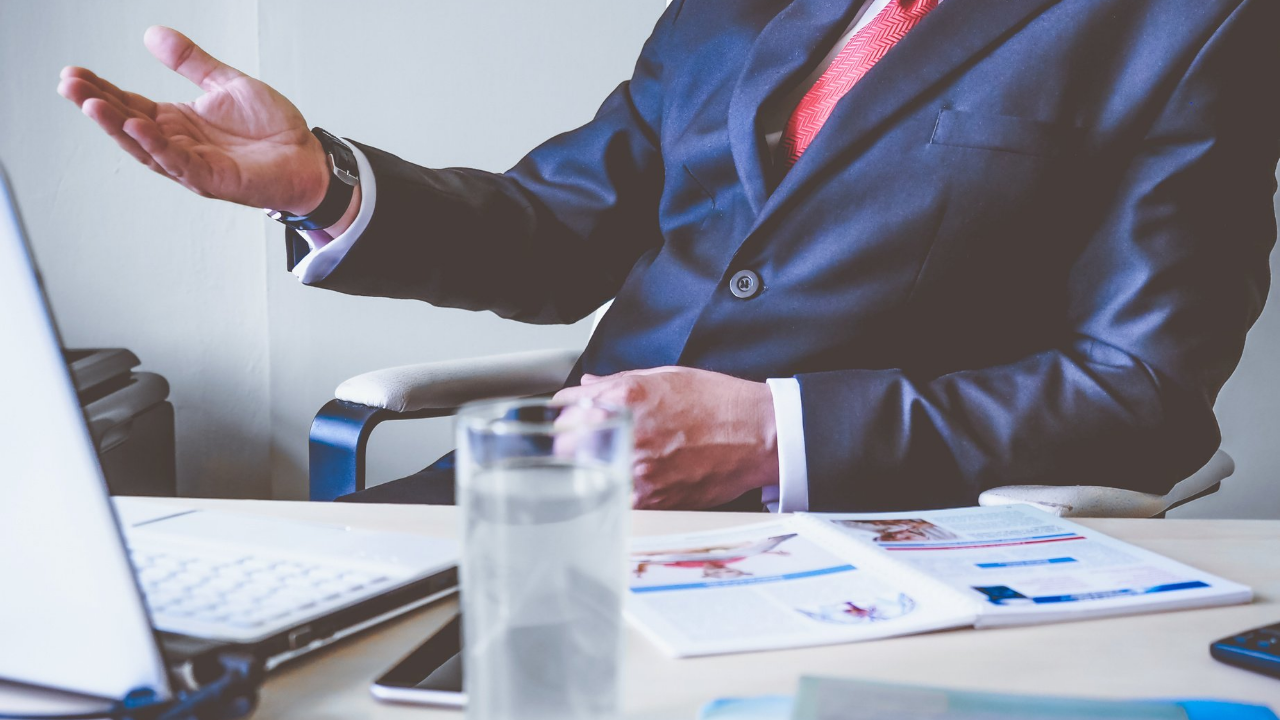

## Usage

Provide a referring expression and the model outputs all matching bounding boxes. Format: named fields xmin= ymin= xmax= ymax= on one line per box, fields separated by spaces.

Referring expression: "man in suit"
xmin=60 ymin=0 xmax=1279 ymax=511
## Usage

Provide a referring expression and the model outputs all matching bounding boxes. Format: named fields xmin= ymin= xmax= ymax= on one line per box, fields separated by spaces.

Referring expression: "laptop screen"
xmin=0 ymin=166 xmax=172 ymax=700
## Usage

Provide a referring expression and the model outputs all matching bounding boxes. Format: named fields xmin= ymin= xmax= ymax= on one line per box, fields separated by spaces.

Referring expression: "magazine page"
xmin=801 ymin=505 xmax=1252 ymax=627
xmin=625 ymin=519 xmax=977 ymax=657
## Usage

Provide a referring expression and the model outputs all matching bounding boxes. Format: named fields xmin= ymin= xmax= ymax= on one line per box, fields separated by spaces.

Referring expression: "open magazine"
xmin=626 ymin=505 xmax=1251 ymax=657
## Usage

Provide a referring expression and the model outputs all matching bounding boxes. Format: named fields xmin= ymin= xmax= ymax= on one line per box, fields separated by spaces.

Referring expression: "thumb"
xmin=143 ymin=26 xmax=240 ymax=91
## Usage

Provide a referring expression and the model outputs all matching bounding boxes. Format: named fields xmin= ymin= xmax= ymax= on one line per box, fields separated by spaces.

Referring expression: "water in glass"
xmin=460 ymin=457 xmax=629 ymax=720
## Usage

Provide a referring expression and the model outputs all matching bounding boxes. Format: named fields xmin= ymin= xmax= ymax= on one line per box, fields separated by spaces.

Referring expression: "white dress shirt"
xmin=293 ymin=0 xmax=898 ymax=512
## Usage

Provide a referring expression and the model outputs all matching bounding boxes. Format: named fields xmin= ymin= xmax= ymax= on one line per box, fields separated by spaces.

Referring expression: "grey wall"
xmin=1 ymin=1 xmax=1276 ymax=515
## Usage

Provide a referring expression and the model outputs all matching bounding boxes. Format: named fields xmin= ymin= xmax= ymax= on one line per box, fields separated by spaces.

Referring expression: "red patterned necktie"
xmin=778 ymin=0 xmax=940 ymax=168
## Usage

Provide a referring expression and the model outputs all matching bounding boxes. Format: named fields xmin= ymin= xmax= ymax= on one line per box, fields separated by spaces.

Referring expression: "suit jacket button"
xmin=730 ymin=269 xmax=761 ymax=299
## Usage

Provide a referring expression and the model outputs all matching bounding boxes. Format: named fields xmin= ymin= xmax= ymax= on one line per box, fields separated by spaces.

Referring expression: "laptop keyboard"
xmin=130 ymin=546 xmax=394 ymax=638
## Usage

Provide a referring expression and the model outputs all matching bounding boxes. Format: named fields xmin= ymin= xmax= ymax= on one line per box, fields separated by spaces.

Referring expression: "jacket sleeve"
xmin=797 ymin=0 xmax=1280 ymax=511
xmin=295 ymin=2 xmax=682 ymax=325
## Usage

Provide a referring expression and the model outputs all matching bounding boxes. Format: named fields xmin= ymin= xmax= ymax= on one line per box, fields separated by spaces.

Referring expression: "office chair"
xmin=308 ymin=304 xmax=1234 ymax=517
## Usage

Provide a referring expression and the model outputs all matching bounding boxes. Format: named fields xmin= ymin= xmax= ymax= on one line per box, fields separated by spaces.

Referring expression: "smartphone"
xmin=1210 ymin=620 xmax=1280 ymax=679
xmin=371 ymin=613 xmax=465 ymax=707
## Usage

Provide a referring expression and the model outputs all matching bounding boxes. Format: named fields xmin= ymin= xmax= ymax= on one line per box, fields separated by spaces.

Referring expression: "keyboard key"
xmin=205 ymin=577 xmax=246 ymax=593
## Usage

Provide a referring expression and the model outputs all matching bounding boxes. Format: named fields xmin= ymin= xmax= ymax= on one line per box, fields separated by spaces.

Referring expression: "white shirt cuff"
xmin=765 ymin=377 xmax=809 ymax=513
xmin=291 ymin=141 xmax=377 ymax=284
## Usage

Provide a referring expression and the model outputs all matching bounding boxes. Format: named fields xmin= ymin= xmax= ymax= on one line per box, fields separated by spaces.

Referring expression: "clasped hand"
xmin=553 ymin=367 xmax=779 ymax=510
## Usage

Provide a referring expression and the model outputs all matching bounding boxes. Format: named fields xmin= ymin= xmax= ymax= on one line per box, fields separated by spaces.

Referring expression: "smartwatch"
xmin=266 ymin=127 xmax=359 ymax=231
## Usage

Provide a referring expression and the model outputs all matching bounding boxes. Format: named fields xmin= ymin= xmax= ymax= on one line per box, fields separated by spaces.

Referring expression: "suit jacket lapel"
xmin=728 ymin=0 xmax=865 ymax=215
xmin=755 ymin=0 xmax=1066 ymax=229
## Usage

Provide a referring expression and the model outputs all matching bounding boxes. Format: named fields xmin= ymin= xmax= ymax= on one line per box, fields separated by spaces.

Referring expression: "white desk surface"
xmin=10 ymin=499 xmax=1280 ymax=719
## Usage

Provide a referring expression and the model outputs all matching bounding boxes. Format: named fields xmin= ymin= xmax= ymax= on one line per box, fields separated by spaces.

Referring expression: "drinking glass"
xmin=457 ymin=397 xmax=632 ymax=720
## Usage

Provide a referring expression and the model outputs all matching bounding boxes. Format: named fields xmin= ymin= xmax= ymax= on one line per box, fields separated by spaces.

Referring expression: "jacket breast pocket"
xmin=930 ymin=108 xmax=1081 ymax=158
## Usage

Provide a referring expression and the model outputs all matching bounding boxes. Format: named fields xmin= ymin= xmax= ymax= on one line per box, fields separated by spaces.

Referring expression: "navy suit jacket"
xmin=298 ymin=0 xmax=1280 ymax=511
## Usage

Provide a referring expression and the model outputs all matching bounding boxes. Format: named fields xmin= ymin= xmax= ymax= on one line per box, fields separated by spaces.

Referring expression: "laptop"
xmin=0 ymin=163 xmax=459 ymax=703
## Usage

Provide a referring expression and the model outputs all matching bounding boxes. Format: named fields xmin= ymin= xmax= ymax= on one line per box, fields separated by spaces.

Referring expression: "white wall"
xmin=0 ymin=0 xmax=271 ymax=498
xmin=2 ymin=0 xmax=1276 ymax=514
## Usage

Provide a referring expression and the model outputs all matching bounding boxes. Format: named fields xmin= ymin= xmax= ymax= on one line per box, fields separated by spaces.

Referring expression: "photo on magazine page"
xmin=631 ymin=528 xmax=917 ymax=624
xmin=807 ymin=505 xmax=1251 ymax=626
xmin=625 ymin=521 xmax=976 ymax=657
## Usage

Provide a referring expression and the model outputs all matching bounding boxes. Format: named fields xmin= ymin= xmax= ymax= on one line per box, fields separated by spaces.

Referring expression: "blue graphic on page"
xmin=974 ymin=580 xmax=1211 ymax=606
xmin=975 ymin=557 xmax=1077 ymax=569
xmin=632 ymin=564 xmax=855 ymax=593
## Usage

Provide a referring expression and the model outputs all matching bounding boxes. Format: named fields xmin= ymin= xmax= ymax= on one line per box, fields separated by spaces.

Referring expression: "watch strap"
xmin=266 ymin=128 xmax=359 ymax=232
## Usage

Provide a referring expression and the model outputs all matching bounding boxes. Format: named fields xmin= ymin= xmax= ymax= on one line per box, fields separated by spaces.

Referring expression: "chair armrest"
xmin=977 ymin=450 xmax=1234 ymax=518
xmin=309 ymin=348 xmax=580 ymax=501
xmin=335 ymin=348 xmax=581 ymax=412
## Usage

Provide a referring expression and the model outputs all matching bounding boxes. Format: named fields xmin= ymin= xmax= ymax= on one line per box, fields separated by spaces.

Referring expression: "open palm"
xmin=58 ymin=26 xmax=327 ymax=214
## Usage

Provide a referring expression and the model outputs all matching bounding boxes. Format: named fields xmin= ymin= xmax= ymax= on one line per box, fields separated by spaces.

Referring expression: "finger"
xmin=122 ymin=116 xmax=199 ymax=181
xmin=551 ymin=400 xmax=622 ymax=462
xmin=580 ymin=373 xmax=602 ymax=384
xmin=551 ymin=383 xmax=603 ymax=405
xmin=551 ymin=403 xmax=592 ymax=458
xmin=58 ymin=75 xmax=98 ymax=107
xmin=556 ymin=374 xmax=634 ymax=399
xmin=81 ymin=99 xmax=169 ymax=174
xmin=598 ymin=366 xmax=680 ymax=380
xmin=59 ymin=77 xmax=142 ymax=122
xmin=60 ymin=70 xmax=130 ymax=112
xmin=144 ymin=26 xmax=240 ymax=91
xmin=61 ymin=66 xmax=157 ymax=117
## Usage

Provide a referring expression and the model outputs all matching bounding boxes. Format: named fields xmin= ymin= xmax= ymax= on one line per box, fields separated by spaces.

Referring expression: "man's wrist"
xmin=744 ymin=380 xmax=781 ymax=492
xmin=296 ymin=134 xmax=361 ymax=235
xmin=271 ymin=129 xmax=360 ymax=230
xmin=290 ymin=132 xmax=331 ymax=215
xmin=290 ymin=141 xmax=376 ymax=284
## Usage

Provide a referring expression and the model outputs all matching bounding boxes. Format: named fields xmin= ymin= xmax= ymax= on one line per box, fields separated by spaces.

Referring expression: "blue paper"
xmin=1178 ymin=700 xmax=1277 ymax=720
xmin=699 ymin=681 xmax=1280 ymax=720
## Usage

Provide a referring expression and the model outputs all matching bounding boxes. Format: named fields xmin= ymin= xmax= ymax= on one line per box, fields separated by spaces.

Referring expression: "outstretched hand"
xmin=58 ymin=26 xmax=328 ymax=214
